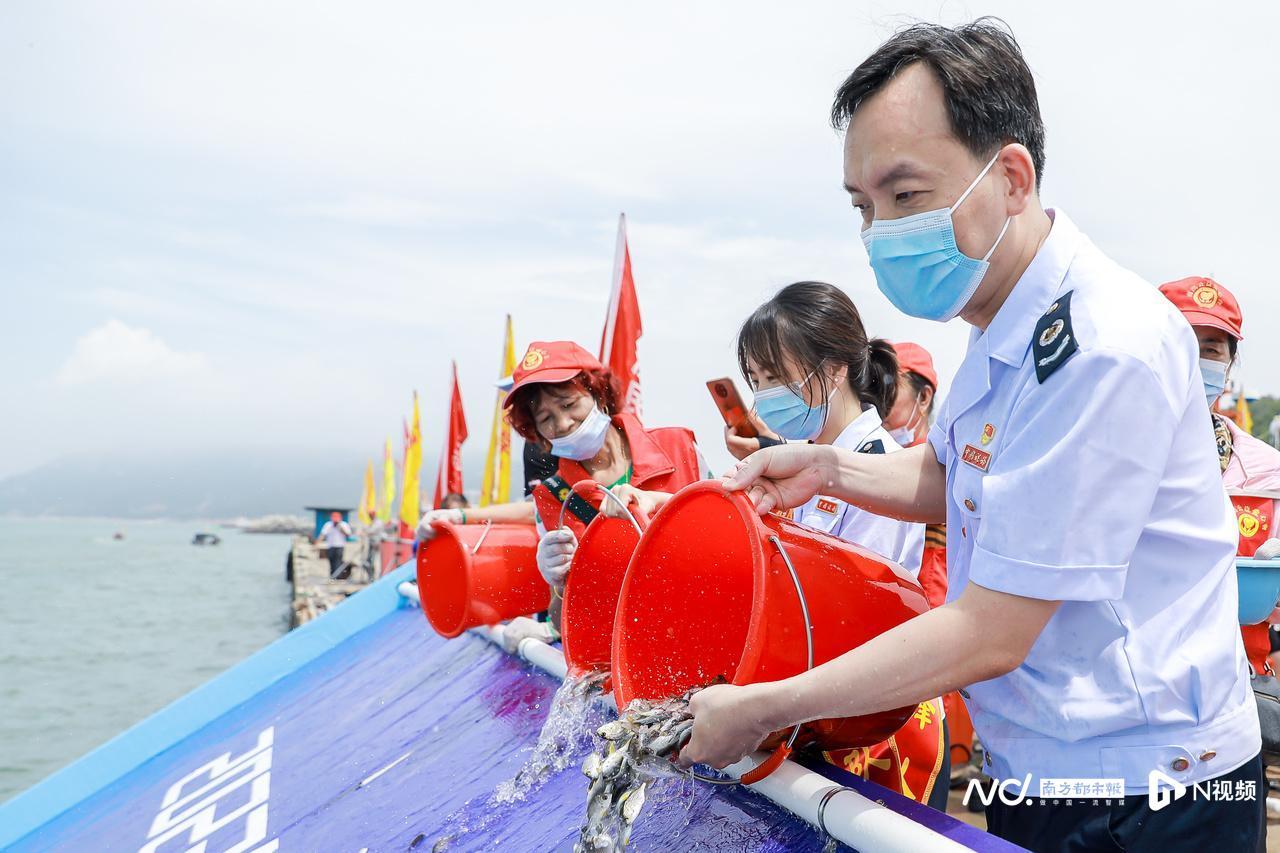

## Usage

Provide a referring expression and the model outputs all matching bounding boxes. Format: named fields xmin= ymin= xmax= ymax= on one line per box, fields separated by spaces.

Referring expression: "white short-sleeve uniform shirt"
xmin=928 ymin=210 xmax=1258 ymax=794
xmin=796 ymin=407 xmax=925 ymax=576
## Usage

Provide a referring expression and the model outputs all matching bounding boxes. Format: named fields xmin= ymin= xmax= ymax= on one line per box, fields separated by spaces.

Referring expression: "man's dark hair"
xmin=832 ymin=18 xmax=1045 ymax=188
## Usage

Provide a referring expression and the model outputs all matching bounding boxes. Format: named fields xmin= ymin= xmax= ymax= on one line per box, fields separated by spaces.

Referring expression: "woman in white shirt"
xmin=736 ymin=281 xmax=945 ymax=809
xmin=737 ymin=281 xmax=924 ymax=574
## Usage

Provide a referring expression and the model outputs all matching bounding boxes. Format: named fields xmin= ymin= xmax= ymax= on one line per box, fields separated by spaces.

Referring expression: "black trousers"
xmin=926 ymin=719 xmax=952 ymax=812
xmin=327 ymin=546 xmax=344 ymax=577
xmin=985 ymin=753 xmax=1265 ymax=852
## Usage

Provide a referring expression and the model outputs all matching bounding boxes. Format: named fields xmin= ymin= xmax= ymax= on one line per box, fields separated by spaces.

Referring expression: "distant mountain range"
xmin=0 ymin=443 xmax=502 ymax=520
xmin=0 ymin=448 xmax=420 ymax=519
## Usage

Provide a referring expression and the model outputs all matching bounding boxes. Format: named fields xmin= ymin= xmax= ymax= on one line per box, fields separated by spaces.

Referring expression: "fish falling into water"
xmin=573 ymin=689 xmax=701 ymax=852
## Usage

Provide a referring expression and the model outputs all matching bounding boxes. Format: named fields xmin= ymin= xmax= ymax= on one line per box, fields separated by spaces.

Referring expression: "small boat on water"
xmin=111 ymin=531 xmax=125 ymax=541
xmin=0 ymin=559 xmax=1015 ymax=853
xmin=191 ymin=532 xmax=221 ymax=546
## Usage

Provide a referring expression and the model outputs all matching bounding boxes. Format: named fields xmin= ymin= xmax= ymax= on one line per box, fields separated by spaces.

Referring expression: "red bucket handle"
xmin=555 ymin=480 xmax=650 ymax=535
xmin=683 ymin=532 xmax=812 ymax=787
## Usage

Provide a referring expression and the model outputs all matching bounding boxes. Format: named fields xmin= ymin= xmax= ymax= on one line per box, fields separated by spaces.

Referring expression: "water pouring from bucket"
xmin=416 ymin=520 xmax=546 ymax=638
xmin=560 ymin=480 xmax=651 ymax=679
xmin=610 ymin=480 xmax=929 ymax=783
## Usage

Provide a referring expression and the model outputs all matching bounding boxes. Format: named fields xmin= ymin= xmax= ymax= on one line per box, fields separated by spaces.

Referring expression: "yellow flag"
xmin=357 ymin=461 xmax=376 ymax=525
xmin=356 ymin=474 xmax=369 ymax=525
xmin=379 ymin=437 xmax=395 ymax=522
xmin=480 ymin=315 xmax=517 ymax=506
xmin=399 ymin=392 xmax=423 ymax=530
xmin=1239 ymin=389 xmax=1254 ymax=435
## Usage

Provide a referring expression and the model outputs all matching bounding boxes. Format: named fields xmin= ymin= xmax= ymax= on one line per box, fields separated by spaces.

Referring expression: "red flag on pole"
xmin=434 ymin=361 xmax=469 ymax=508
xmin=600 ymin=213 xmax=643 ymax=416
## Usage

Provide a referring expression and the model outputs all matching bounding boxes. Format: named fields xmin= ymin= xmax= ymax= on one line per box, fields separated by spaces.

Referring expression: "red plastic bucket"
xmin=416 ymin=520 xmax=546 ymax=638
xmin=611 ymin=480 xmax=929 ymax=780
xmin=561 ymin=482 xmax=649 ymax=677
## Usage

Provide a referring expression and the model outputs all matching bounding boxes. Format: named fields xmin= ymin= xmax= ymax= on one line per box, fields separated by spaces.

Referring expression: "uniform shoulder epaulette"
xmin=1032 ymin=290 xmax=1080 ymax=383
xmin=857 ymin=438 xmax=886 ymax=454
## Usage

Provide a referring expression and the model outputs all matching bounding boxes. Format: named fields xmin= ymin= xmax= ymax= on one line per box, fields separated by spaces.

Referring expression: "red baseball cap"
xmin=892 ymin=341 xmax=938 ymax=389
xmin=1158 ymin=277 xmax=1244 ymax=341
xmin=504 ymin=340 xmax=603 ymax=404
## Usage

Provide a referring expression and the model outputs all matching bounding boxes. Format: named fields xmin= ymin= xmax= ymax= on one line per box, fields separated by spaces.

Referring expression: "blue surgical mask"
xmin=860 ymin=152 xmax=1011 ymax=322
xmin=1200 ymin=358 xmax=1228 ymax=407
xmin=753 ymin=372 xmax=833 ymax=441
xmin=550 ymin=405 xmax=612 ymax=460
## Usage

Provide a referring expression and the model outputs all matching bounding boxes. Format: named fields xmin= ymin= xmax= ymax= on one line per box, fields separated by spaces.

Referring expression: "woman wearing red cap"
xmin=882 ymin=342 xmax=947 ymax=609
xmin=883 ymin=341 xmax=981 ymax=782
xmin=499 ymin=340 xmax=704 ymax=648
xmin=1160 ymin=276 xmax=1280 ymax=676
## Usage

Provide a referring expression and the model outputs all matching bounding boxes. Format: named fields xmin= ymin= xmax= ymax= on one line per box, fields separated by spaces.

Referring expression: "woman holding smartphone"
xmin=736 ymin=281 xmax=945 ymax=810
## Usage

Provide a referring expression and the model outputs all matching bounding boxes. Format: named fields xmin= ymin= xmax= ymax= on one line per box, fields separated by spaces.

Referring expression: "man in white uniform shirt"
xmin=680 ymin=20 xmax=1263 ymax=851
xmin=316 ymin=511 xmax=353 ymax=578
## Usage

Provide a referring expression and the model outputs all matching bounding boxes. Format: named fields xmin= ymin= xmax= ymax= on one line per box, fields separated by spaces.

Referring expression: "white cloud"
xmin=5 ymin=1 xmax=1280 ymax=480
xmin=56 ymin=319 xmax=206 ymax=386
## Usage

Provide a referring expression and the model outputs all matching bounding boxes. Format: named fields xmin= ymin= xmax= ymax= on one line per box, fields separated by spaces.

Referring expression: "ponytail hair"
xmin=863 ymin=338 xmax=900 ymax=419
xmin=737 ymin=281 xmax=899 ymax=419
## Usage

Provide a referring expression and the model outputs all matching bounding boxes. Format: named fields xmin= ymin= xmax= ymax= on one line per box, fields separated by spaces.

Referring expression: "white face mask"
xmin=888 ymin=397 xmax=923 ymax=446
xmin=549 ymin=405 xmax=612 ymax=460
xmin=1200 ymin=358 xmax=1229 ymax=408
xmin=888 ymin=425 xmax=915 ymax=446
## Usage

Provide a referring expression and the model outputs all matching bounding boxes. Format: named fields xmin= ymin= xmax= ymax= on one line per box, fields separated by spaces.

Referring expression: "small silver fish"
xmin=647 ymin=732 xmax=681 ymax=756
xmin=628 ymin=707 xmax=667 ymax=726
xmin=597 ymin=720 xmax=629 ymax=741
xmin=619 ymin=782 xmax=647 ymax=825
xmin=581 ymin=752 xmax=602 ymax=780
xmin=584 ymin=776 xmax=612 ymax=827
xmin=599 ymin=745 xmax=630 ymax=779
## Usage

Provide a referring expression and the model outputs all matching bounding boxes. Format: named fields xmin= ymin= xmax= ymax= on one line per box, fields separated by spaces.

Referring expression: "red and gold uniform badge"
xmin=521 ymin=347 xmax=546 ymax=370
xmin=1190 ymin=280 xmax=1220 ymax=309
xmin=1233 ymin=495 xmax=1270 ymax=555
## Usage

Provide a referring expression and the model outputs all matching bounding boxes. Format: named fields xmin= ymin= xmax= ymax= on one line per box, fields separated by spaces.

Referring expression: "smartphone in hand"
xmin=706 ymin=378 xmax=757 ymax=438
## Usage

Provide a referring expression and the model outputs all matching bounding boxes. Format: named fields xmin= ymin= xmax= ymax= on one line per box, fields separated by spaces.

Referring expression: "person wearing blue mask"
xmin=738 ymin=281 xmax=947 ymax=807
xmin=738 ymin=281 xmax=925 ymax=577
xmin=681 ymin=20 xmax=1263 ymax=852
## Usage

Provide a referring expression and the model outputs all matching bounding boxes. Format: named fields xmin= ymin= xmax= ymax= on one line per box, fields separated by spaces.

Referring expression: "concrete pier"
xmin=287 ymin=535 xmax=373 ymax=627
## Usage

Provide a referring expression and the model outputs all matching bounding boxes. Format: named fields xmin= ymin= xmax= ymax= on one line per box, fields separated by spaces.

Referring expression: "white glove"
xmin=536 ymin=528 xmax=577 ymax=586
xmin=415 ymin=508 xmax=463 ymax=541
xmin=501 ymin=616 xmax=556 ymax=654
xmin=1256 ymin=538 xmax=1280 ymax=561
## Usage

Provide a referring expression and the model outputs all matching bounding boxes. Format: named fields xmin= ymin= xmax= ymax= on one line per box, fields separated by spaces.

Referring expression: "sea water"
xmin=0 ymin=516 xmax=291 ymax=802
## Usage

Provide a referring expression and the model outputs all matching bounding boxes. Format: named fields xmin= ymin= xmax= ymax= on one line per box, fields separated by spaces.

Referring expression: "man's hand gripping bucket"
xmin=610 ymin=480 xmax=929 ymax=785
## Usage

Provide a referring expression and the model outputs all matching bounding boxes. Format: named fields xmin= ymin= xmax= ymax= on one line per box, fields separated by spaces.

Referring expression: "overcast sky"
xmin=4 ymin=1 xmax=1278 ymax=485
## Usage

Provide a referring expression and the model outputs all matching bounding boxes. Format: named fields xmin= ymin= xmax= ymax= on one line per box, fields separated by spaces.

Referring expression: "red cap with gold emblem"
xmin=1158 ymin=276 xmax=1244 ymax=341
xmin=504 ymin=340 xmax=604 ymax=405
xmin=892 ymin=341 xmax=938 ymax=390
